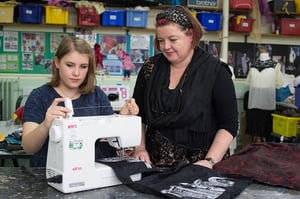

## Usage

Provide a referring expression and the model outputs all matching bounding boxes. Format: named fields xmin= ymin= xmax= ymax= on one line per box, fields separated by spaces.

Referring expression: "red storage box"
xmin=279 ymin=18 xmax=300 ymax=35
xmin=77 ymin=6 xmax=100 ymax=26
xmin=230 ymin=0 xmax=253 ymax=10
xmin=230 ymin=17 xmax=254 ymax=32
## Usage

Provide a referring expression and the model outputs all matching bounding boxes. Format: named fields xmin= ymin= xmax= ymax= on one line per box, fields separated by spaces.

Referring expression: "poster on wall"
xmin=257 ymin=44 xmax=300 ymax=77
xmin=74 ymin=29 xmax=97 ymax=48
xmin=21 ymin=32 xmax=46 ymax=72
xmin=50 ymin=33 xmax=68 ymax=53
xmin=0 ymin=31 xmax=70 ymax=74
xmin=98 ymin=34 xmax=127 ymax=76
xmin=130 ymin=34 xmax=152 ymax=75
xmin=200 ymin=40 xmax=221 ymax=58
xmin=228 ymin=43 xmax=255 ymax=78
xmin=3 ymin=31 xmax=18 ymax=52
xmin=0 ymin=31 xmax=19 ymax=72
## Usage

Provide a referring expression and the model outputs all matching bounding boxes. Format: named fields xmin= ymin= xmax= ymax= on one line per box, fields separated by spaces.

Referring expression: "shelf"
xmin=273 ymin=11 xmax=300 ymax=15
xmin=261 ymin=33 xmax=300 ymax=37
xmin=0 ymin=23 xmax=155 ymax=32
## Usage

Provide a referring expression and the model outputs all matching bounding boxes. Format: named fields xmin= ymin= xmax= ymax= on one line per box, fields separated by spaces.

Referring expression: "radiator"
xmin=0 ymin=79 xmax=19 ymax=121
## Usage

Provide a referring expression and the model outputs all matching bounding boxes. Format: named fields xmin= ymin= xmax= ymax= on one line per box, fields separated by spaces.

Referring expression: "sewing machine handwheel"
xmin=49 ymin=126 xmax=62 ymax=143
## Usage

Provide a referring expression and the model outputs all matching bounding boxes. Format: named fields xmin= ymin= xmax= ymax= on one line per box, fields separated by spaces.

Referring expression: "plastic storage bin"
xmin=102 ymin=10 xmax=125 ymax=27
xmin=296 ymin=0 xmax=300 ymax=13
xmin=272 ymin=113 xmax=300 ymax=137
xmin=295 ymin=86 xmax=300 ymax=107
xmin=279 ymin=18 xmax=300 ymax=35
xmin=77 ymin=6 xmax=100 ymax=26
xmin=126 ymin=9 xmax=148 ymax=28
xmin=197 ymin=12 xmax=222 ymax=31
xmin=45 ymin=6 xmax=68 ymax=25
xmin=18 ymin=4 xmax=42 ymax=24
xmin=0 ymin=3 xmax=15 ymax=23
xmin=269 ymin=0 xmax=296 ymax=13
xmin=230 ymin=0 xmax=253 ymax=10
xmin=230 ymin=17 xmax=254 ymax=32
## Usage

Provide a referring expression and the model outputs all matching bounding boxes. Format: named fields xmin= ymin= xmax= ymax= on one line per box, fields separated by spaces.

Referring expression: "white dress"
xmin=246 ymin=62 xmax=283 ymax=110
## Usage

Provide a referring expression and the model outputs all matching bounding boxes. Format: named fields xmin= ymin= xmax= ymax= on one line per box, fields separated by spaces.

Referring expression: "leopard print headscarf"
xmin=156 ymin=6 xmax=192 ymax=28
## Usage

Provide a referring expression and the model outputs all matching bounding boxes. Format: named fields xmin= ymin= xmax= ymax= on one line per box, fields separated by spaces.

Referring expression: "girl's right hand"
xmin=44 ymin=98 xmax=71 ymax=129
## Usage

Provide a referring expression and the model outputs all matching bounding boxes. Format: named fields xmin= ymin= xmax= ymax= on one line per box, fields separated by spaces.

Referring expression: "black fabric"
xmin=145 ymin=48 xmax=215 ymax=131
xmin=243 ymin=90 xmax=274 ymax=140
xmin=214 ymin=142 xmax=300 ymax=191
xmin=251 ymin=60 xmax=277 ymax=72
xmin=245 ymin=109 xmax=273 ymax=140
xmin=97 ymin=157 xmax=252 ymax=199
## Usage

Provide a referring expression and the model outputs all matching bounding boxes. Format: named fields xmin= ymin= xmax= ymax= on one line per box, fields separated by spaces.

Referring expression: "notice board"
xmin=0 ymin=31 xmax=153 ymax=75
xmin=0 ymin=31 xmax=68 ymax=74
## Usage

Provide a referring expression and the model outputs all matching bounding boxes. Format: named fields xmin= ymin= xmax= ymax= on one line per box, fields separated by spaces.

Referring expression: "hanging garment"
xmin=214 ymin=142 xmax=300 ymax=191
xmin=246 ymin=61 xmax=283 ymax=110
xmin=97 ymin=157 xmax=252 ymax=199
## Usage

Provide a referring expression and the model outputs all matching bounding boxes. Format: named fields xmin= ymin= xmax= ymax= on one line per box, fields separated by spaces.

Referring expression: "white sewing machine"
xmin=46 ymin=99 xmax=142 ymax=193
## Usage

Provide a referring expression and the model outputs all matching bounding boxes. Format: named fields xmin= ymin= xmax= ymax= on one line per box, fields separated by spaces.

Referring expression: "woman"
xmin=132 ymin=6 xmax=238 ymax=169
xmin=22 ymin=35 xmax=138 ymax=167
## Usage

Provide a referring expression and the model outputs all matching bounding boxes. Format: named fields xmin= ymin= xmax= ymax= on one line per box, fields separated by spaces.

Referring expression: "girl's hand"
xmin=44 ymin=98 xmax=71 ymax=129
xmin=119 ymin=98 xmax=139 ymax=115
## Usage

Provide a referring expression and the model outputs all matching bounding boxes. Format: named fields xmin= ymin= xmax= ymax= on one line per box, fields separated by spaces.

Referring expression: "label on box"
xmin=110 ymin=15 xmax=117 ymax=20
xmin=242 ymin=22 xmax=249 ymax=27
xmin=188 ymin=0 xmax=219 ymax=8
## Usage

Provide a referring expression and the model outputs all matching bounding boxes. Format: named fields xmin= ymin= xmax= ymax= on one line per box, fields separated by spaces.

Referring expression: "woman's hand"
xmin=132 ymin=146 xmax=151 ymax=163
xmin=119 ymin=98 xmax=139 ymax=115
xmin=44 ymin=98 xmax=71 ymax=129
xmin=193 ymin=159 xmax=214 ymax=169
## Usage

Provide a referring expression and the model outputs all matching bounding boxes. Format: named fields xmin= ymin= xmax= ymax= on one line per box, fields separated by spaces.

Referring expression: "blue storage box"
xmin=102 ymin=10 xmax=125 ymax=27
xmin=197 ymin=12 xmax=222 ymax=31
xmin=126 ymin=9 xmax=148 ymax=28
xmin=295 ymin=86 xmax=300 ymax=107
xmin=18 ymin=4 xmax=42 ymax=24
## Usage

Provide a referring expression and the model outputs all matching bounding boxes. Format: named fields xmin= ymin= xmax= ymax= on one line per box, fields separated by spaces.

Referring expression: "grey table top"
xmin=0 ymin=167 xmax=300 ymax=199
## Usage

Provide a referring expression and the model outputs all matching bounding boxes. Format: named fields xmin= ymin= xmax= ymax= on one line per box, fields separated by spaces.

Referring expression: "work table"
xmin=0 ymin=167 xmax=300 ymax=198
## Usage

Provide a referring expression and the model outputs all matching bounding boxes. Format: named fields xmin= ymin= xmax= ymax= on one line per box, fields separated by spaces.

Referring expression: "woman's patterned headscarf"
xmin=156 ymin=6 xmax=192 ymax=28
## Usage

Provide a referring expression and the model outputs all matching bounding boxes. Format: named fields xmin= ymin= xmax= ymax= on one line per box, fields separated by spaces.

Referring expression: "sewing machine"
xmin=46 ymin=100 xmax=142 ymax=193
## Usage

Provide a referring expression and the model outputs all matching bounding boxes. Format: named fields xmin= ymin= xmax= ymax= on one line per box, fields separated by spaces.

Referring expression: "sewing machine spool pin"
xmin=64 ymin=98 xmax=74 ymax=118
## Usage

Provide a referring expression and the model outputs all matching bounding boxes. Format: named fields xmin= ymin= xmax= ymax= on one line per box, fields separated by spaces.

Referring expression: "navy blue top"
xmin=23 ymin=84 xmax=114 ymax=167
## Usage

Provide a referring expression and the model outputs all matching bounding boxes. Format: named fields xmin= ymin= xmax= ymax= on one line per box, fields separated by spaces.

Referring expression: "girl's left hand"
xmin=119 ymin=98 xmax=139 ymax=115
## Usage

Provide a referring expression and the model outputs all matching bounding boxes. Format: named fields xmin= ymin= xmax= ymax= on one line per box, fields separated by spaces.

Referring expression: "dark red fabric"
xmin=214 ymin=142 xmax=300 ymax=190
